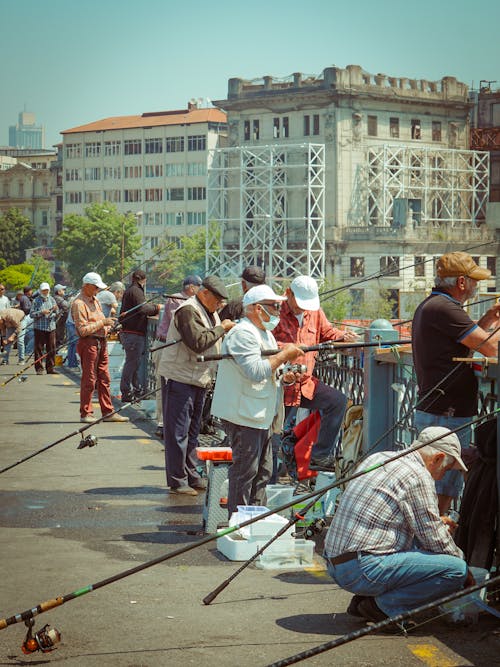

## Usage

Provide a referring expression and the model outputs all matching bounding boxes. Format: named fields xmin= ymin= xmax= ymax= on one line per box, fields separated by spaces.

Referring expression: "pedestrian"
xmin=97 ymin=281 xmax=125 ymax=317
xmin=0 ymin=308 xmax=25 ymax=364
xmin=53 ymin=284 xmax=69 ymax=347
xmin=158 ymin=276 xmax=235 ymax=495
xmin=412 ymin=251 xmax=500 ymax=513
xmin=0 ymin=284 xmax=9 ymax=311
xmin=153 ymin=275 xmax=203 ymax=438
xmin=218 ymin=265 xmax=267 ymax=322
xmin=273 ymin=275 xmax=359 ymax=471
xmin=15 ymin=286 xmax=34 ymax=361
xmin=118 ymin=270 xmax=160 ymax=402
xmin=324 ymin=427 xmax=473 ymax=626
xmin=64 ymin=299 xmax=79 ymax=370
xmin=71 ymin=272 xmax=129 ymax=423
xmin=211 ymin=285 xmax=303 ymax=515
xmin=30 ymin=282 xmax=59 ymax=375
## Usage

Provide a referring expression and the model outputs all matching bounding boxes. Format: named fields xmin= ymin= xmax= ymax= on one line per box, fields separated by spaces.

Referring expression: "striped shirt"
xmin=71 ymin=291 xmax=107 ymax=338
xmin=324 ymin=450 xmax=463 ymax=560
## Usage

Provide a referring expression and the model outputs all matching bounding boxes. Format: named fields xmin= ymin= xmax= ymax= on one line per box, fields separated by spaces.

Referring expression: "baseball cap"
xmin=202 ymin=276 xmax=229 ymax=300
xmin=436 ymin=252 xmax=491 ymax=281
xmin=82 ymin=272 xmax=107 ymax=289
xmin=243 ymin=284 xmax=286 ymax=307
xmin=39 ymin=282 xmax=50 ymax=292
xmin=413 ymin=426 xmax=467 ymax=471
xmin=290 ymin=275 xmax=320 ymax=311
xmin=241 ymin=266 xmax=266 ymax=286
xmin=183 ymin=274 xmax=203 ymax=287
xmin=54 ymin=284 xmax=66 ymax=293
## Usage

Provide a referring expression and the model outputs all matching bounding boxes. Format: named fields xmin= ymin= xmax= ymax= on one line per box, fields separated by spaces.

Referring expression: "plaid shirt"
xmin=324 ymin=451 xmax=463 ymax=560
xmin=273 ymin=301 xmax=344 ymax=404
xmin=30 ymin=295 xmax=58 ymax=332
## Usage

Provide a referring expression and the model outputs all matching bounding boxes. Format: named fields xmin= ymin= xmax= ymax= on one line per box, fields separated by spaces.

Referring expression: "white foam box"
xmin=216 ymin=533 xmax=295 ymax=562
xmin=233 ymin=507 xmax=295 ymax=540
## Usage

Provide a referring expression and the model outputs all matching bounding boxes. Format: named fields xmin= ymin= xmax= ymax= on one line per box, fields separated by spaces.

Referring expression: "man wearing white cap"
xmin=30 ymin=282 xmax=59 ymax=374
xmin=71 ymin=272 xmax=129 ymax=423
xmin=324 ymin=426 xmax=473 ymax=626
xmin=273 ymin=275 xmax=359 ymax=471
xmin=211 ymin=284 xmax=303 ymax=516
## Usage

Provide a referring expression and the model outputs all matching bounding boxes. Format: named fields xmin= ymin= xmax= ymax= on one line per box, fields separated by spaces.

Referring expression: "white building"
xmin=210 ymin=65 xmax=496 ymax=316
xmin=61 ymin=103 xmax=227 ymax=260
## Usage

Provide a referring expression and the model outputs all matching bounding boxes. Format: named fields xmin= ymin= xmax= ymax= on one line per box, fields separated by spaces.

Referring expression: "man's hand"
xmin=440 ymin=515 xmax=458 ymax=535
xmin=103 ymin=317 xmax=116 ymax=328
xmin=221 ymin=319 xmax=235 ymax=332
xmin=282 ymin=343 xmax=304 ymax=362
xmin=340 ymin=329 xmax=360 ymax=343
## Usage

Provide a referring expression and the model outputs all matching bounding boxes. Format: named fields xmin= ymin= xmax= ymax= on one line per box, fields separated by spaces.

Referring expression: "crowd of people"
xmin=0 ymin=249 xmax=498 ymax=629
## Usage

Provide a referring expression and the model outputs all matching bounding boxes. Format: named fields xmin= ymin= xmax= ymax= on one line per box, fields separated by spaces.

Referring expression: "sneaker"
xmin=309 ymin=455 xmax=337 ymax=472
xmin=357 ymin=597 xmax=388 ymax=623
xmin=36 ymin=369 xmax=44 ymax=375
xmin=190 ymin=479 xmax=208 ymax=491
xmin=102 ymin=413 xmax=129 ymax=422
xmin=347 ymin=594 xmax=369 ymax=618
xmin=80 ymin=415 xmax=97 ymax=423
xmin=155 ymin=426 xmax=164 ymax=438
xmin=170 ymin=486 xmax=198 ymax=496
xmin=18 ymin=360 xmax=25 ymax=365
xmin=1 ymin=360 xmax=9 ymax=365
xmin=47 ymin=370 xmax=59 ymax=375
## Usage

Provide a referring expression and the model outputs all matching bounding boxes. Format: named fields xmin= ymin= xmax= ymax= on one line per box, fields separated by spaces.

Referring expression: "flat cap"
xmin=241 ymin=265 xmax=266 ymax=286
xmin=202 ymin=276 xmax=228 ymax=300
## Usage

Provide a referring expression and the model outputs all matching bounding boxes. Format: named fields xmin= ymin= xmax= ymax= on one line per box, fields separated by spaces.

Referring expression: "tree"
xmin=53 ymin=203 xmax=142 ymax=285
xmin=351 ymin=285 xmax=395 ymax=320
xmin=0 ymin=260 xmax=52 ymax=292
xmin=319 ymin=278 xmax=352 ymax=324
xmin=0 ymin=209 xmax=36 ymax=265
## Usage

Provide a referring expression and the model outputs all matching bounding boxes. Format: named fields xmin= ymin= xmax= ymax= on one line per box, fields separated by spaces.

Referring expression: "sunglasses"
xmin=260 ymin=302 xmax=282 ymax=311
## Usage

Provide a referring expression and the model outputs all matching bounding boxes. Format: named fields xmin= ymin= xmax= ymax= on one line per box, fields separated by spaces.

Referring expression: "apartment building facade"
xmin=61 ymin=104 xmax=227 ymax=260
xmin=211 ymin=65 xmax=496 ymax=316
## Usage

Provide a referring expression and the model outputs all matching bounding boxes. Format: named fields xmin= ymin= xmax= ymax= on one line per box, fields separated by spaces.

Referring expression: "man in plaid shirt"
xmin=324 ymin=427 xmax=474 ymax=624
xmin=30 ymin=282 xmax=59 ymax=374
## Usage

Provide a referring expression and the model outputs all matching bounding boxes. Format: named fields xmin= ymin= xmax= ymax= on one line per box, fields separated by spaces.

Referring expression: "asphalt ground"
xmin=0 ymin=362 xmax=499 ymax=666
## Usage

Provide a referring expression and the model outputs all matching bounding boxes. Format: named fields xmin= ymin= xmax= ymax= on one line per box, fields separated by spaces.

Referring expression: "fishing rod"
xmin=267 ymin=573 xmax=500 ymax=667
xmin=196 ymin=339 xmax=412 ymax=362
xmin=0 ymin=417 xmax=491 ymax=646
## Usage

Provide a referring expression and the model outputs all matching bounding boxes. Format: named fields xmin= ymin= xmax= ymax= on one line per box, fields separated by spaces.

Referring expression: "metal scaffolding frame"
xmin=206 ymin=143 xmax=325 ymax=282
xmin=364 ymin=145 xmax=489 ymax=229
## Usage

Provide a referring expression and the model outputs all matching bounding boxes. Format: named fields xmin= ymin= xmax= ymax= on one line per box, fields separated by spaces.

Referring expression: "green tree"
xmin=351 ymin=285 xmax=395 ymax=320
xmin=0 ymin=209 xmax=36 ymax=265
xmin=0 ymin=260 xmax=52 ymax=292
xmin=319 ymin=278 xmax=352 ymax=324
xmin=54 ymin=203 xmax=142 ymax=285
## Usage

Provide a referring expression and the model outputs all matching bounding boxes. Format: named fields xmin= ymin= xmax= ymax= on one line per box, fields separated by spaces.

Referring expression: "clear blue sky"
xmin=2 ymin=0 xmax=499 ymax=148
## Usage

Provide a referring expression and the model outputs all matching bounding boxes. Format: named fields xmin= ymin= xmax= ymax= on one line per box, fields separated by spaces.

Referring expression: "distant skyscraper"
xmin=9 ymin=111 xmax=45 ymax=149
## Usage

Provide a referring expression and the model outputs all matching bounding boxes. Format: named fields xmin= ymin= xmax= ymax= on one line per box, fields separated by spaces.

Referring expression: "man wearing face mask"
xmin=211 ymin=285 xmax=303 ymax=516
xmin=412 ymin=251 xmax=500 ymax=513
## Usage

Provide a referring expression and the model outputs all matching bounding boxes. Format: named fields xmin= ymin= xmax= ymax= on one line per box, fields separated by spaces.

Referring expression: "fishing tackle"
xmin=21 ymin=618 xmax=61 ymax=655
xmin=77 ymin=434 xmax=98 ymax=450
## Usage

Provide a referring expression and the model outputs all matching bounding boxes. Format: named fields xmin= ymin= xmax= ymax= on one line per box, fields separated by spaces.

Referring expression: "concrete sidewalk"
xmin=0 ymin=363 xmax=497 ymax=666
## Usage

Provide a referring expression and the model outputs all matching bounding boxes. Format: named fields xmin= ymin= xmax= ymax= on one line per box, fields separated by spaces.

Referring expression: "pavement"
xmin=0 ymin=361 xmax=499 ymax=666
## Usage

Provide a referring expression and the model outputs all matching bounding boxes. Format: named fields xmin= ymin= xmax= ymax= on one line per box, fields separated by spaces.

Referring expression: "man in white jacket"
xmin=211 ymin=285 xmax=303 ymax=516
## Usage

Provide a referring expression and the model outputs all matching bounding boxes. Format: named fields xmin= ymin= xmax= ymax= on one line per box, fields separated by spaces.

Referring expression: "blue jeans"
xmin=327 ymin=550 xmax=467 ymax=617
xmin=17 ymin=316 xmax=34 ymax=361
xmin=414 ymin=410 xmax=471 ymax=498
xmin=65 ymin=321 xmax=79 ymax=367
xmin=120 ymin=332 xmax=146 ymax=398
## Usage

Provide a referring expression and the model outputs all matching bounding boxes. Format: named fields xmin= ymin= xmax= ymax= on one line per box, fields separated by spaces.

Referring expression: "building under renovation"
xmin=209 ymin=64 xmax=497 ymax=316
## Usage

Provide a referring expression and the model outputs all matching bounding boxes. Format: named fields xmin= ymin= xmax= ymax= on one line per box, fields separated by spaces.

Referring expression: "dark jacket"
xmin=119 ymin=282 xmax=158 ymax=335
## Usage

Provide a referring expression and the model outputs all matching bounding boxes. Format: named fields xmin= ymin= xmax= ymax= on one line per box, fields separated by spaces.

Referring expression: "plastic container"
xmin=196 ymin=447 xmax=232 ymax=461
xmin=232 ymin=506 xmax=295 ymax=540
xmin=265 ymin=484 xmax=295 ymax=518
xmin=440 ymin=566 xmax=490 ymax=623
xmin=216 ymin=533 xmax=295 ymax=562
xmin=315 ymin=472 xmax=341 ymax=517
xmin=257 ymin=538 xmax=315 ymax=569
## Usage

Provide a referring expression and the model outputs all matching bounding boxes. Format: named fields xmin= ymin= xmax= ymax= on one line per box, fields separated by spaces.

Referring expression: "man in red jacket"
xmin=273 ymin=275 xmax=358 ymax=471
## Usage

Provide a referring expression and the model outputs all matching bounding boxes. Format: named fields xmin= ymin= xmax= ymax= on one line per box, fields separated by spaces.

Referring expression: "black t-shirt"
xmin=218 ymin=297 xmax=243 ymax=322
xmin=412 ymin=291 xmax=478 ymax=417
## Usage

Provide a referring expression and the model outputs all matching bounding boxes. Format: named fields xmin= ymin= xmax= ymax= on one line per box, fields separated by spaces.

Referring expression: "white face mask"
xmin=258 ymin=305 xmax=280 ymax=331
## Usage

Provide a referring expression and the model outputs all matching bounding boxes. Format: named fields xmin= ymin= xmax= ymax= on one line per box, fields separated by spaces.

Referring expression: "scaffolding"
xmin=363 ymin=145 xmax=489 ymax=230
xmin=206 ymin=143 xmax=325 ymax=283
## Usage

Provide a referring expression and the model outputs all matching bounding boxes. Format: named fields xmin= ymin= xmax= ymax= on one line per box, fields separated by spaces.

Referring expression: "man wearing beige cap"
xmin=324 ymin=426 xmax=473 ymax=626
xmin=412 ymin=251 xmax=500 ymax=513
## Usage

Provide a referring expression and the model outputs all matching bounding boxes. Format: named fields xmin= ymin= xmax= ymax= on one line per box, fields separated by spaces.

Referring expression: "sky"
xmin=2 ymin=0 xmax=499 ymax=148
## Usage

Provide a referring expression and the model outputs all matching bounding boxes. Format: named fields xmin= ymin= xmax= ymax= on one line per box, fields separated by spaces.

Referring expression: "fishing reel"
xmin=18 ymin=375 xmax=28 ymax=383
xmin=277 ymin=363 xmax=307 ymax=378
xmin=22 ymin=618 xmax=61 ymax=654
xmin=303 ymin=517 xmax=326 ymax=539
xmin=78 ymin=434 xmax=98 ymax=449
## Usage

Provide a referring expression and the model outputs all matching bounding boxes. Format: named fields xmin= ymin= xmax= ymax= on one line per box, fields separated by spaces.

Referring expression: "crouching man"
xmin=324 ymin=427 xmax=474 ymax=624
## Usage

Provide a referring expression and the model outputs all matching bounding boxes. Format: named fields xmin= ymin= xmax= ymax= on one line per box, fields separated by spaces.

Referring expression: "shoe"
xmin=36 ymin=369 xmax=44 ymax=375
xmin=1 ymin=360 xmax=9 ymax=365
xmin=190 ymin=479 xmax=207 ymax=491
xmin=47 ymin=370 xmax=58 ymax=375
xmin=309 ymin=455 xmax=337 ymax=472
xmin=170 ymin=485 xmax=198 ymax=496
xmin=121 ymin=395 xmax=134 ymax=403
xmin=80 ymin=415 xmax=97 ymax=423
xmin=155 ymin=426 xmax=164 ymax=438
xmin=347 ymin=594 xmax=369 ymax=618
xmin=18 ymin=360 xmax=25 ymax=365
xmin=357 ymin=597 xmax=388 ymax=623
xmin=102 ymin=413 xmax=129 ymax=422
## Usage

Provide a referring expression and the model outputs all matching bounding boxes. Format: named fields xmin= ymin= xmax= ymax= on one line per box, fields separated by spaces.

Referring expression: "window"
xmin=244 ymin=120 xmax=250 ymax=141
xmin=145 ymin=164 xmax=163 ymax=178
xmin=188 ymin=135 xmax=206 ymax=151
xmin=186 ymin=162 xmax=205 ymax=176
xmin=2 ymin=182 xmax=8 ymax=197
xmin=165 ymin=163 xmax=185 ymax=177
xmin=380 ymin=256 xmax=400 ymax=276
xmin=388 ymin=289 xmax=400 ymax=318
xmin=367 ymin=115 xmax=378 ymax=137
xmin=84 ymin=191 xmax=101 ymax=203
xmin=104 ymin=141 xmax=121 ymax=156
xmin=414 ymin=256 xmax=426 ymax=277
xmin=389 ymin=117 xmax=399 ymax=138
xmin=41 ymin=211 xmax=48 ymax=226
xmin=18 ymin=181 xmax=24 ymax=196
xmin=150 ymin=236 xmax=159 ymax=248
xmin=432 ymin=121 xmax=442 ymax=142
xmin=124 ymin=165 xmax=142 ymax=178
xmin=144 ymin=212 xmax=163 ymax=225
xmin=187 ymin=211 xmax=206 ymax=225
xmin=166 ymin=137 xmax=184 ymax=152
xmin=103 ymin=190 xmax=121 ymax=202
xmin=65 ymin=168 xmax=81 ymax=181
xmin=124 ymin=139 xmax=142 ymax=155
xmin=187 ymin=186 xmax=206 ymax=200
xmin=66 ymin=143 xmax=81 ymax=158
xmin=243 ymin=120 xmax=261 ymax=141
xmin=145 ymin=138 xmax=163 ymax=154
xmin=65 ymin=191 xmax=82 ymax=204
xmin=103 ymin=166 xmax=121 ymax=180
xmin=124 ymin=189 xmax=142 ymax=202
xmin=165 ymin=212 xmax=178 ymax=225
xmin=486 ymin=256 xmax=496 ymax=276
xmin=145 ymin=188 xmax=163 ymax=201
xmin=84 ymin=167 xmax=101 ymax=180
xmin=42 ymin=182 xmax=49 ymax=196
xmin=253 ymin=119 xmax=260 ymax=140
xmin=313 ymin=114 xmax=319 ymax=135
xmin=304 ymin=115 xmax=310 ymax=136
xmin=350 ymin=257 xmax=365 ymax=277
xmin=85 ymin=142 xmax=101 ymax=157
xmin=273 ymin=116 xmax=289 ymax=138
xmin=411 ymin=119 xmax=421 ymax=140
xmin=166 ymin=187 xmax=184 ymax=201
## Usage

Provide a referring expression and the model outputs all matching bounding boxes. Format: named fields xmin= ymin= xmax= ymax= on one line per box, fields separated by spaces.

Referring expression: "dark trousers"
xmin=34 ymin=329 xmax=56 ymax=373
xmin=120 ymin=332 xmax=146 ymax=399
xmin=162 ymin=378 xmax=205 ymax=489
xmin=299 ymin=380 xmax=348 ymax=458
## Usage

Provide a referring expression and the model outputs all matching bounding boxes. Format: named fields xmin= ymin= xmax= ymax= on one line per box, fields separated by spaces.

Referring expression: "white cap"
xmin=82 ymin=272 xmax=107 ymax=289
xmin=290 ymin=275 xmax=320 ymax=311
xmin=54 ymin=284 xmax=66 ymax=293
xmin=243 ymin=284 xmax=286 ymax=307
xmin=39 ymin=282 xmax=50 ymax=292
xmin=413 ymin=426 xmax=467 ymax=472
